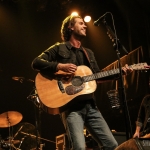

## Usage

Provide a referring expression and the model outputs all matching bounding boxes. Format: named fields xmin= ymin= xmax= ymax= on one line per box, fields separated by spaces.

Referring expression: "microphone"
xmin=12 ymin=77 xmax=25 ymax=83
xmin=93 ymin=12 xmax=109 ymax=26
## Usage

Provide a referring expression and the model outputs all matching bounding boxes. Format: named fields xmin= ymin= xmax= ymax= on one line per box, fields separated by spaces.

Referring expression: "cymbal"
xmin=0 ymin=111 xmax=23 ymax=128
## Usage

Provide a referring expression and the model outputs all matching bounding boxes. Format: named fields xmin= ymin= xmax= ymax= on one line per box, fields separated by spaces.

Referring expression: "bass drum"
xmin=13 ymin=122 xmax=40 ymax=150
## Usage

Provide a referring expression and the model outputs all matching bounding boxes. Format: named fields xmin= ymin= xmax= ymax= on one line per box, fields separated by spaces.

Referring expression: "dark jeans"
xmin=61 ymin=100 xmax=118 ymax=150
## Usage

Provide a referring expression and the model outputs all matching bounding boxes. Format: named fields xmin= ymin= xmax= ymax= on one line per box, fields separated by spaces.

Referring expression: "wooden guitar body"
xmin=35 ymin=65 xmax=97 ymax=114
xmin=35 ymin=63 xmax=148 ymax=114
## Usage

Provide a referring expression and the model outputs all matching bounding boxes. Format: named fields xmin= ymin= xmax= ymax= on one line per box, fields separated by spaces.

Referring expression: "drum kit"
xmin=0 ymin=77 xmax=56 ymax=150
xmin=0 ymin=111 xmax=40 ymax=150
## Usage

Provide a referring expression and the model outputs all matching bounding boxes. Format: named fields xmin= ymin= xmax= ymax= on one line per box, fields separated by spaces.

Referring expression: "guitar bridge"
xmin=58 ymin=80 xmax=65 ymax=93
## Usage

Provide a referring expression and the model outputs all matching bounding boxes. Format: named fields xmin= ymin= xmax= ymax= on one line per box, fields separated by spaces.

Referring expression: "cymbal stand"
xmin=11 ymin=144 xmax=21 ymax=150
xmin=17 ymin=137 xmax=25 ymax=149
xmin=27 ymin=87 xmax=43 ymax=150
xmin=6 ymin=112 xmax=13 ymax=150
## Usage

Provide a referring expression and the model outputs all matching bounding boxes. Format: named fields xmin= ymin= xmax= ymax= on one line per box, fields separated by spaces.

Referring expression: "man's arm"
xmin=133 ymin=97 xmax=146 ymax=138
xmin=133 ymin=126 xmax=141 ymax=138
xmin=96 ymin=64 xmax=133 ymax=84
xmin=31 ymin=45 xmax=59 ymax=74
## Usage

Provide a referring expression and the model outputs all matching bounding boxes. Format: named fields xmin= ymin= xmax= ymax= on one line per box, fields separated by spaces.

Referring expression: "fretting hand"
xmin=122 ymin=64 xmax=133 ymax=75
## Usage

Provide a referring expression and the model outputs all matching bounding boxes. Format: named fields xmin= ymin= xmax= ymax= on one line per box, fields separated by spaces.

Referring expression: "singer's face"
xmin=71 ymin=18 xmax=87 ymax=37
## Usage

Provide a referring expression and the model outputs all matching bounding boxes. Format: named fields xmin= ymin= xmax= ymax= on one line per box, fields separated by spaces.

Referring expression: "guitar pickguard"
xmin=65 ymin=84 xmax=85 ymax=95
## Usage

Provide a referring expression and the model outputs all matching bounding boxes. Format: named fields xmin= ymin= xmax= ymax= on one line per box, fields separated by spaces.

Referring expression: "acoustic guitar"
xmin=35 ymin=63 xmax=148 ymax=114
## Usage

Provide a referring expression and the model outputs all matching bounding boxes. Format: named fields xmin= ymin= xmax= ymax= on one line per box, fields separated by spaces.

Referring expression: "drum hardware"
xmin=0 ymin=137 xmax=21 ymax=150
xmin=0 ymin=111 xmax=23 ymax=150
xmin=0 ymin=114 xmax=55 ymax=150
xmin=15 ymin=136 xmax=27 ymax=150
xmin=13 ymin=126 xmax=23 ymax=139
xmin=12 ymin=76 xmax=34 ymax=84
xmin=12 ymin=123 xmax=55 ymax=150
xmin=4 ymin=138 xmax=20 ymax=145
xmin=27 ymin=88 xmax=43 ymax=150
xmin=12 ymin=122 xmax=39 ymax=150
xmin=27 ymin=94 xmax=40 ymax=108
xmin=20 ymin=131 xmax=55 ymax=144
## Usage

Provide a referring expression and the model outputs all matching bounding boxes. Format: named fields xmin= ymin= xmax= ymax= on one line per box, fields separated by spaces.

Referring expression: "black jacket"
xmin=32 ymin=41 xmax=100 ymax=75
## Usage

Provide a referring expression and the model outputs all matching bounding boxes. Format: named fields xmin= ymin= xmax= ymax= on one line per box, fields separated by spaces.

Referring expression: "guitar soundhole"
xmin=71 ymin=76 xmax=83 ymax=86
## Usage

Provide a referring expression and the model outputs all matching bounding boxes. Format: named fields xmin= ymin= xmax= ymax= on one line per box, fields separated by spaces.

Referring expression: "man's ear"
xmin=70 ymin=27 xmax=74 ymax=31
xmin=68 ymin=28 xmax=72 ymax=33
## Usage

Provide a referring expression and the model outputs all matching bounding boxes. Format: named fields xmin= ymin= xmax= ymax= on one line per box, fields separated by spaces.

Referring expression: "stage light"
xmin=71 ymin=12 xmax=78 ymax=16
xmin=84 ymin=16 xmax=91 ymax=22
xmin=70 ymin=12 xmax=91 ymax=23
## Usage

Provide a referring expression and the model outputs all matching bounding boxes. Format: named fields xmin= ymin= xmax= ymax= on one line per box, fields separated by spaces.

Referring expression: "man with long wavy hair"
xmin=32 ymin=15 xmax=132 ymax=150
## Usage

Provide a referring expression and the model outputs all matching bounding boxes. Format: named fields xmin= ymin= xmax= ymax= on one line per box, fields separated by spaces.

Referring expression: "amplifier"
xmin=112 ymin=132 xmax=126 ymax=145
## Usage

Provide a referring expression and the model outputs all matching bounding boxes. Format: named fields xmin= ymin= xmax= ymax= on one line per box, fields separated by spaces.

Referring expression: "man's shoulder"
xmin=49 ymin=42 xmax=61 ymax=48
xmin=45 ymin=42 xmax=64 ymax=51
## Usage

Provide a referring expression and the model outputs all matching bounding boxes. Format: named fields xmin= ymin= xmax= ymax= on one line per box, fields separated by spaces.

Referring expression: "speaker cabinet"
xmin=113 ymin=132 xmax=127 ymax=145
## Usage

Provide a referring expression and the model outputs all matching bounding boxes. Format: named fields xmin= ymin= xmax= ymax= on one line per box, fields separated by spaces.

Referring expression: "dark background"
xmin=0 ymin=0 xmax=150 ymax=149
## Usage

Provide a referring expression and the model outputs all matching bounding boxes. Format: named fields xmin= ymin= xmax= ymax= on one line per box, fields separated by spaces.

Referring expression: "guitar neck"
xmin=83 ymin=68 xmax=120 ymax=82
xmin=82 ymin=63 xmax=148 ymax=82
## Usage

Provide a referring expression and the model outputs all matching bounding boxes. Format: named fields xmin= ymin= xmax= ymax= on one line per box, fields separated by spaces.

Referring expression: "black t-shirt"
xmin=72 ymin=47 xmax=89 ymax=66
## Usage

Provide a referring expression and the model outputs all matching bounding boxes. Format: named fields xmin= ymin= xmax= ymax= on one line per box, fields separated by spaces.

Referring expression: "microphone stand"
xmin=101 ymin=18 xmax=132 ymax=140
xmin=27 ymin=88 xmax=42 ymax=150
xmin=34 ymin=95 xmax=41 ymax=150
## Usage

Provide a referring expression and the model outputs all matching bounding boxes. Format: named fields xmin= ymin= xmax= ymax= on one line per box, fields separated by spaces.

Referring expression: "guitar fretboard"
xmin=82 ymin=63 xmax=148 ymax=82
xmin=83 ymin=68 xmax=120 ymax=82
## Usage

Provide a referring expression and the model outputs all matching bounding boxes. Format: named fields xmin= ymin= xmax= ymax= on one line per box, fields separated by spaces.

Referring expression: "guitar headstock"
xmin=131 ymin=63 xmax=149 ymax=70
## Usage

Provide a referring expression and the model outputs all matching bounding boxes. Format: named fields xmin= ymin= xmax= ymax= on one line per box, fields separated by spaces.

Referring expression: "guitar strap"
xmin=82 ymin=47 xmax=96 ymax=73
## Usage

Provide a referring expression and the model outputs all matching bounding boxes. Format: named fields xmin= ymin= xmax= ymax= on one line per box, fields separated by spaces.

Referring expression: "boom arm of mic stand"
xmin=102 ymin=19 xmax=128 ymax=55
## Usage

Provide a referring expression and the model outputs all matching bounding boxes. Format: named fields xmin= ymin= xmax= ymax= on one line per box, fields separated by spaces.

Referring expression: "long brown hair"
xmin=61 ymin=15 xmax=82 ymax=41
